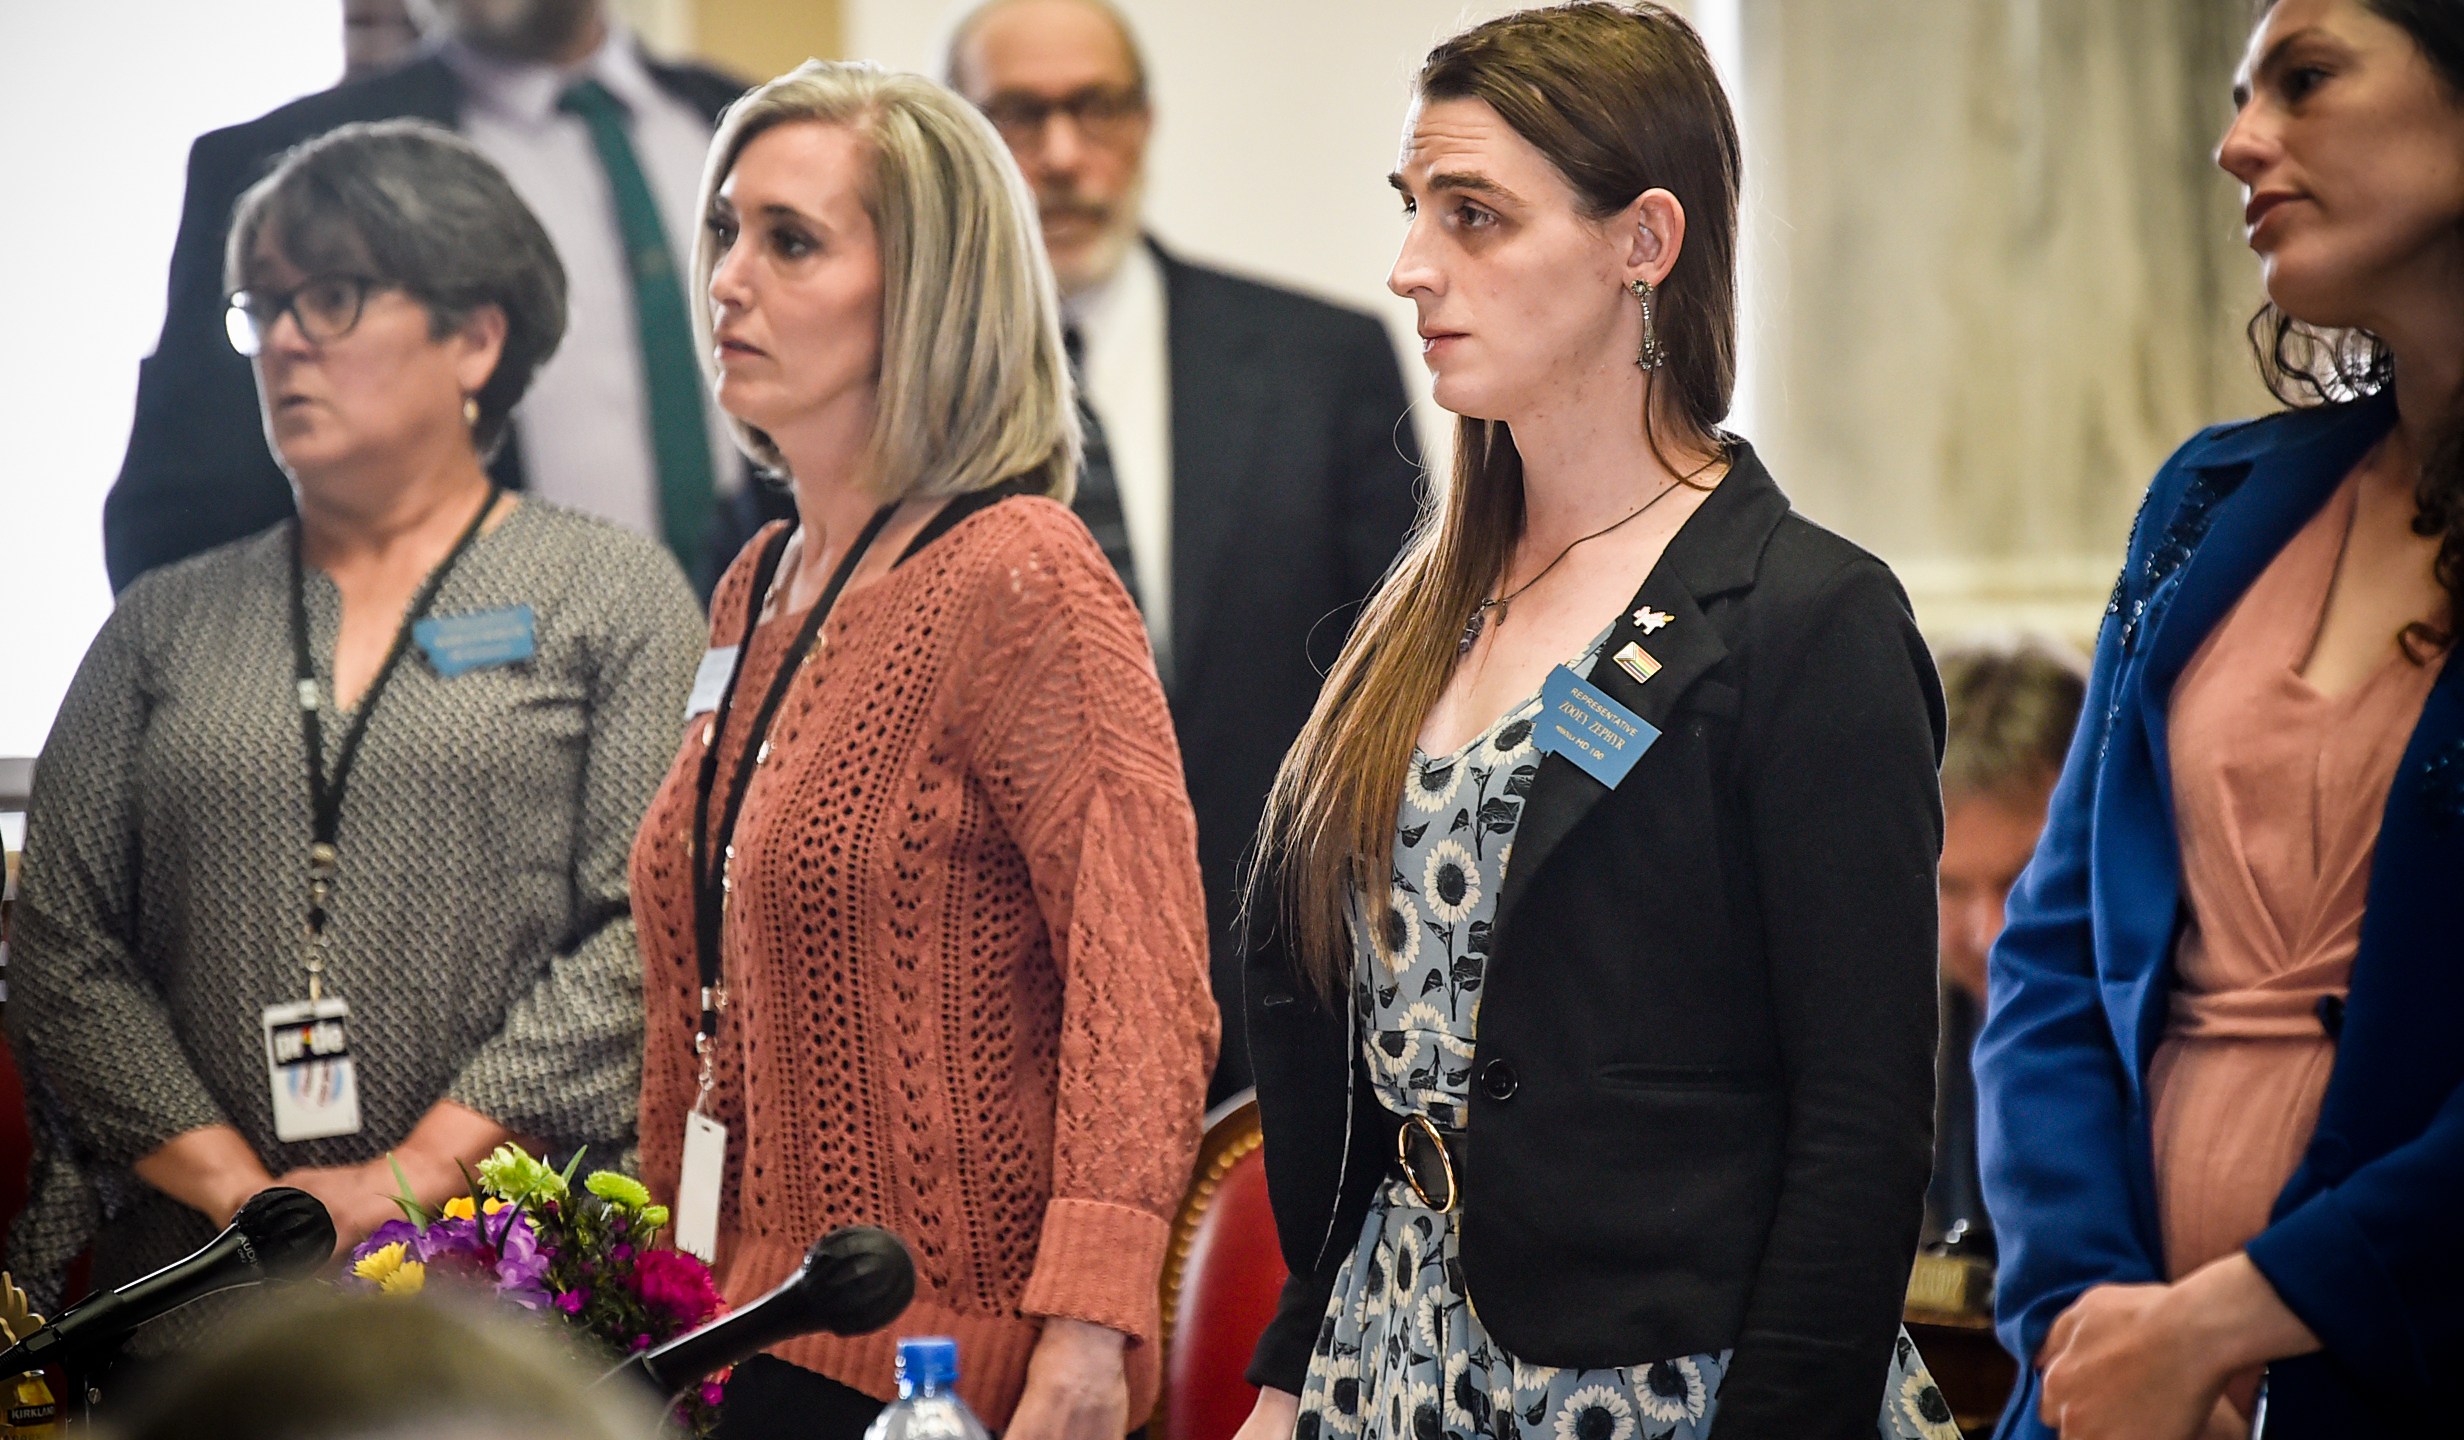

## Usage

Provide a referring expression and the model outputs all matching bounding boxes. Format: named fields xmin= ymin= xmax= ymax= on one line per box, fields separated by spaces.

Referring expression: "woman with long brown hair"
xmin=1233 ymin=6 xmax=1952 ymax=1439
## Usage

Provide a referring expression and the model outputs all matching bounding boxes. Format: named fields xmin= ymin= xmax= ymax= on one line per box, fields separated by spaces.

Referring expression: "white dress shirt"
xmin=440 ymin=27 xmax=738 ymax=538
xmin=1064 ymin=240 xmax=1174 ymax=670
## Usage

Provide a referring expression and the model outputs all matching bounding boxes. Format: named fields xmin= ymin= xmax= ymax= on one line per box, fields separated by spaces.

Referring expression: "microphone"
xmin=604 ymin=1226 xmax=916 ymax=1397
xmin=0 ymin=1186 xmax=335 ymax=1374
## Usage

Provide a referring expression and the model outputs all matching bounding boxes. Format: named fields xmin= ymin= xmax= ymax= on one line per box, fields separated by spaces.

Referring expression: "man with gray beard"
xmin=946 ymin=0 xmax=1422 ymax=1099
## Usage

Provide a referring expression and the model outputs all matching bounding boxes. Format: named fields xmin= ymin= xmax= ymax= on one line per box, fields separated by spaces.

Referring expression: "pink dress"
xmin=2152 ymin=470 xmax=2441 ymax=1292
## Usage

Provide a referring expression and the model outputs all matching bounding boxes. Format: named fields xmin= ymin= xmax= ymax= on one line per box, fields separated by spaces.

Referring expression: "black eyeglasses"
xmin=225 ymin=275 xmax=381 ymax=357
xmin=977 ymin=85 xmax=1147 ymax=148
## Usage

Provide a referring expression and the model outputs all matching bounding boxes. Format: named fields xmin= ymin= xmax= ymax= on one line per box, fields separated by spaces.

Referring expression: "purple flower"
xmin=398 ymin=1212 xmax=551 ymax=1310
xmin=413 ymin=1215 xmax=483 ymax=1264
xmin=701 ymin=1381 xmax=726 ymax=1407
xmin=611 ymin=1243 xmax=634 ymax=1262
xmin=488 ymin=1210 xmax=553 ymax=1310
xmin=349 ymin=1218 xmax=423 ymax=1267
xmin=554 ymin=1288 xmax=590 ymax=1316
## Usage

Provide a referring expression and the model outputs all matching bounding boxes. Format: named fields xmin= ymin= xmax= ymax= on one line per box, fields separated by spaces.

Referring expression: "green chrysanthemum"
xmin=476 ymin=1144 xmax=568 ymax=1204
xmin=641 ymin=1204 xmax=672 ymax=1231
xmin=586 ymin=1171 xmax=653 ymax=1210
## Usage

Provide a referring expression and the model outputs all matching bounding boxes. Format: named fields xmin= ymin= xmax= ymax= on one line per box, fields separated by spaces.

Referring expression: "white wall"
xmin=0 ymin=3 xmax=345 ymax=758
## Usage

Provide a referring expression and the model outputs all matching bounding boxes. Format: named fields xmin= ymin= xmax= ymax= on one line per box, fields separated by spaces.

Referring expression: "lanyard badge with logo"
xmin=267 ymin=487 xmax=498 ymax=1143
xmin=672 ymin=505 xmax=898 ymax=1260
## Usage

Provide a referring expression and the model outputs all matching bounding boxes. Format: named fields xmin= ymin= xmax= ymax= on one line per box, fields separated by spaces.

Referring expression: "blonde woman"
xmin=1236 ymin=7 xmax=1952 ymax=1440
xmin=629 ymin=62 xmax=1217 ymax=1440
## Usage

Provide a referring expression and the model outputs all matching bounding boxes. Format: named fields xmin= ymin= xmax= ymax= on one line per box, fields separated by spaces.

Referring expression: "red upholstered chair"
xmin=1156 ymin=1090 xmax=1288 ymax=1440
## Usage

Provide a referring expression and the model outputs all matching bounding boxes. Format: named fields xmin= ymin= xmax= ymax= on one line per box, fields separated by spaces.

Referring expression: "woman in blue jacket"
xmin=1976 ymin=2 xmax=2464 ymax=1437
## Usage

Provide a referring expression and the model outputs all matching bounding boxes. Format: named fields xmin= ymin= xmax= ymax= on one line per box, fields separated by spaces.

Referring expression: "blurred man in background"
xmin=106 ymin=0 xmax=757 ymax=594
xmin=947 ymin=0 xmax=1422 ymax=1098
xmin=343 ymin=0 xmax=424 ymax=79
xmin=1927 ymin=636 xmax=2088 ymax=1259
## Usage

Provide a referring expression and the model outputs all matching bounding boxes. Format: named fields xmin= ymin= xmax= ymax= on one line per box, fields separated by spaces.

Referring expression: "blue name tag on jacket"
xmin=1535 ymin=663 xmax=1659 ymax=788
xmin=413 ymin=605 xmax=537 ymax=677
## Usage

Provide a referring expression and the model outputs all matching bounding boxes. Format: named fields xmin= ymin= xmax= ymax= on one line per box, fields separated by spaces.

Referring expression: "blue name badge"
xmin=413 ymin=604 xmax=537 ymax=678
xmin=1535 ymin=663 xmax=1660 ymax=789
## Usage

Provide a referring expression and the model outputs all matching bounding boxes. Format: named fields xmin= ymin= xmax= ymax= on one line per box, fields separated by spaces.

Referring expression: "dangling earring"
xmin=1628 ymin=278 xmax=1665 ymax=371
xmin=462 ymin=395 xmax=481 ymax=428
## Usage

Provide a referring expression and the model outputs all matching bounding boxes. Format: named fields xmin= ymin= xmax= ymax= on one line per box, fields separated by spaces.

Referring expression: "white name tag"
xmin=262 ymin=996 xmax=362 ymax=1142
xmin=685 ymin=646 xmax=739 ymax=719
xmin=675 ymin=1110 xmax=727 ymax=1261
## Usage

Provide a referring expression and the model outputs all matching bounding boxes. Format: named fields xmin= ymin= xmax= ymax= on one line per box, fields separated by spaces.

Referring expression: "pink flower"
xmin=630 ymin=1247 xmax=726 ymax=1327
xmin=554 ymin=1288 xmax=590 ymax=1315
xmin=701 ymin=1381 xmax=727 ymax=1407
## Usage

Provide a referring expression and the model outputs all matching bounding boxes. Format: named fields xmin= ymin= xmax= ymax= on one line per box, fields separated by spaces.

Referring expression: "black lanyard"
xmin=688 ymin=503 xmax=900 ymax=1055
xmin=288 ymin=485 xmax=498 ymax=996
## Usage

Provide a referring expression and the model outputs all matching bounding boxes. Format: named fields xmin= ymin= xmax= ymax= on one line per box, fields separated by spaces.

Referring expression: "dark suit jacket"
xmin=103 ymin=47 xmax=747 ymax=594
xmin=1145 ymin=240 xmax=1422 ymax=1096
xmin=1924 ymin=983 xmax=1991 ymax=1253
xmin=1977 ymin=392 xmax=2464 ymax=1438
xmin=1244 ymin=447 xmax=1946 ymax=1437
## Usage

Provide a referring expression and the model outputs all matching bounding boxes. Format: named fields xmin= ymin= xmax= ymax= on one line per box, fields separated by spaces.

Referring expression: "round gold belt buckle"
xmin=1398 ymin=1113 xmax=1459 ymax=1211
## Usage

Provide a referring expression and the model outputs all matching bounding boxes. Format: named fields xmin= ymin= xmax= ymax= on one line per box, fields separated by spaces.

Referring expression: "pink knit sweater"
xmin=632 ymin=498 xmax=1218 ymax=1425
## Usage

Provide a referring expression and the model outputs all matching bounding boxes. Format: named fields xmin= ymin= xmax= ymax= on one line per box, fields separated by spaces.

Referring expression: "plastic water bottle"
xmin=862 ymin=1337 xmax=990 ymax=1440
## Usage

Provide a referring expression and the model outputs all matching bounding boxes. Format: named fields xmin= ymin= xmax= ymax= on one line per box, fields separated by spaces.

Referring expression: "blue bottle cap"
xmin=895 ymin=1336 xmax=960 ymax=1390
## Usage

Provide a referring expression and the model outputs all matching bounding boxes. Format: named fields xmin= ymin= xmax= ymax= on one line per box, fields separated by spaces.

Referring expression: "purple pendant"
xmin=1458 ymin=601 xmax=1500 ymax=658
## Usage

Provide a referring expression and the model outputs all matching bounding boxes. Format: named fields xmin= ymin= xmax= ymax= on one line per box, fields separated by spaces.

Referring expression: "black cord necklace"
xmin=1458 ymin=455 xmax=1720 ymax=658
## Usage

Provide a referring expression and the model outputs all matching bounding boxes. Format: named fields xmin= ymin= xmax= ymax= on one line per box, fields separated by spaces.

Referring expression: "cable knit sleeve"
xmin=963 ymin=501 xmax=1219 ymax=1346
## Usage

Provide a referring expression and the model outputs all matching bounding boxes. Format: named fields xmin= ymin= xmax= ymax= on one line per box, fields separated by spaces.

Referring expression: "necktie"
xmin=559 ymin=78 xmax=716 ymax=565
xmin=1062 ymin=324 xmax=1143 ymax=614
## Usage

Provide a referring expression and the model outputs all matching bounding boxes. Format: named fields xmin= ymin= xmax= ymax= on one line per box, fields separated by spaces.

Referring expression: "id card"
xmin=675 ymin=1111 xmax=727 ymax=1261
xmin=262 ymin=997 xmax=362 ymax=1142
xmin=685 ymin=646 xmax=740 ymax=719
xmin=413 ymin=605 xmax=537 ymax=678
xmin=1536 ymin=664 xmax=1661 ymax=789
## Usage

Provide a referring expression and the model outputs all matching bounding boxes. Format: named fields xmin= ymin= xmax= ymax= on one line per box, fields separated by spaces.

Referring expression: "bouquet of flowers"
xmin=344 ymin=1144 xmax=728 ymax=1434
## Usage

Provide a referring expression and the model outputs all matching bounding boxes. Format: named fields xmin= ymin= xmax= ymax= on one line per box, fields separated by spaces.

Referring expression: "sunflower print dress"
xmin=1293 ymin=645 xmax=1963 ymax=1440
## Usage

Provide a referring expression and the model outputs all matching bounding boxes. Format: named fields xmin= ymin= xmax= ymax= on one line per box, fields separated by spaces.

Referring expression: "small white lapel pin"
xmin=1633 ymin=607 xmax=1673 ymax=634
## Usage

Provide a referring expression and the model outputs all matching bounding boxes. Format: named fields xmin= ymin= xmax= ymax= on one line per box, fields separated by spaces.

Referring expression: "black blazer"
xmin=1244 ymin=448 xmax=1946 ymax=1439
xmin=1146 ymin=241 xmax=1422 ymax=1096
xmin=102 ymin=48 xmax=749 ymax=594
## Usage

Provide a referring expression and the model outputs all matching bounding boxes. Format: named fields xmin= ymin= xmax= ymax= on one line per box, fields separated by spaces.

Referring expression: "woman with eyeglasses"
xmin=4 ymin=119 xmax=703 ymax=1357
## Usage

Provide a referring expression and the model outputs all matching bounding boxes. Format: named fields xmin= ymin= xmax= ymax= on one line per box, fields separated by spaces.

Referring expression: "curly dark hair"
xmin=2248 ymin=0 xmax=2464 ymax=660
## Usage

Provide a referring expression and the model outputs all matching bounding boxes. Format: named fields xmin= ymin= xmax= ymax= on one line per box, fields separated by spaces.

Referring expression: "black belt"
xmin=1393 ymin=1114 xmax=1469 ymax=1211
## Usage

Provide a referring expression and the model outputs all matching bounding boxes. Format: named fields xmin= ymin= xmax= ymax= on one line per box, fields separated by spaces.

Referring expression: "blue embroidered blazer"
xmin=1975 ymin=391 xmax=2464 ymax=1437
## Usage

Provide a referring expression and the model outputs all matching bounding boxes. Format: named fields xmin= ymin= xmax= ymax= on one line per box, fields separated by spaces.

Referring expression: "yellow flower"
xmin=441 ymin=1196 xmax=476 ymax=1221
xmin=379 ymin=1261 xmax=427 ymax=1296
xmin=352 ymin=1241 xmax=428 ymax=1297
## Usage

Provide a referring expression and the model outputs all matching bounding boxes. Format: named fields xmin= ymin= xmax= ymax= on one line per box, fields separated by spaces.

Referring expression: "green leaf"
xmin=385 ymin=1152 xmax=432 ymax=1231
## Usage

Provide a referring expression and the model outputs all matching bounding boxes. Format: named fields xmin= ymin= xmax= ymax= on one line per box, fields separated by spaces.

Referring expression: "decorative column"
xmin=1734 ymin=0 xmax=2266 ymax=641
